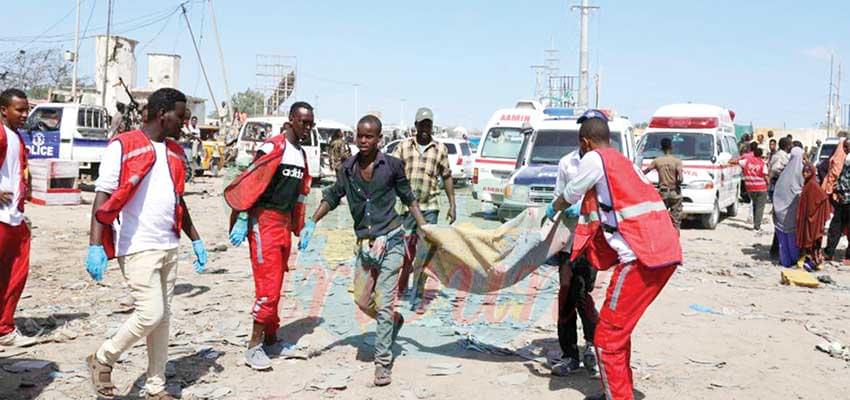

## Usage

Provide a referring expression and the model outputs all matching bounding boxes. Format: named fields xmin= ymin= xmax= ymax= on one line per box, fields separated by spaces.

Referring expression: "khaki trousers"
xmin=96 ymin=248 xmax=178 ymax=394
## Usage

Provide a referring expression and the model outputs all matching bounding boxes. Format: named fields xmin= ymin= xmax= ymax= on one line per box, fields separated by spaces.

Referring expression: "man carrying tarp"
xmin=391 ymin=107 xmax=455 ymax=297
xmin=550 ymin=148 xmax=598 ymax=377
xmin=224 ymin=102 xmax=314 ymax=371
xmin=544 ymin=109 xmax=681 ymax=400
xmin=299 ymin=114 xmax=428 ymax=387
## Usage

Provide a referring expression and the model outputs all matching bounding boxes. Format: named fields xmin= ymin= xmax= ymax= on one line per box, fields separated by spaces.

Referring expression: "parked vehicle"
xmin=636 ymin=103 xmax=741 ymax=229
xmin=472 ymin=101 xmax=545 ymax=206
xmin=438 ymin=138 xmax=474 ymax=186
xmin=499 ymin=112 xmax=635 ymax=220
xmin=234 ymin=116 xmax=323 ymax=179
xmin=21 ymin=103 xmax=110 ymax=178
xmin=813 ymin=137 xmax=842 ymax=166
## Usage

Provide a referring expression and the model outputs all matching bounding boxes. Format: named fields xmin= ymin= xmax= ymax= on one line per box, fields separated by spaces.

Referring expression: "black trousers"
xmin=825 ymin=202 xmax=850 ymax=258
xmin=557 ymin=253 xmax=598 ymax=360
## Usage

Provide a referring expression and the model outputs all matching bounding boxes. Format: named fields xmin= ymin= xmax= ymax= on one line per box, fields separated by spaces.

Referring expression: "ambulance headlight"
xmin=505 ymin=184 xmax=530 ymax=203
xmin=686 ymin=180 xmax=714 ymax=190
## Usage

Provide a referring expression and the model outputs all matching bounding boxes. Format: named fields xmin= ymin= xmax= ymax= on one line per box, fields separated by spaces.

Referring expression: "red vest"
xmin=571 ymin=147 xmax=682 ymax=270
xmin=0 ymin=124 xmax=29 ymax=213
xmin=741 ymin=153 xmax=768 ymax=192
xmin=224 ymin=134 xmax=311 ymax=234
xmin=95 ymin=130 xmax=186 ymax=259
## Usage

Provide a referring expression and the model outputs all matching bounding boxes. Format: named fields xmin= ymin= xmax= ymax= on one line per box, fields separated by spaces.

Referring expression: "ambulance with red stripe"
xmin=636 ymin=104 xmax=741 ymax=229
xmin=472 ymin=101 xmax=545 ymax=206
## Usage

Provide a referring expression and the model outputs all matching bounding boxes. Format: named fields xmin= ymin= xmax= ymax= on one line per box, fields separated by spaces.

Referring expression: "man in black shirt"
xmin=299 ymin=114 xmax=427 ymax=387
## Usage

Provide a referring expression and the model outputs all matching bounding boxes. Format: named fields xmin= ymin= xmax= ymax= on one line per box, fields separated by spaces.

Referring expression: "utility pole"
xmin=594 ymin=70 xmax=601 ymax=108
xmin=208 ymin=0 xmax=231 ymax=119
xmin=530 ymin=64 xmax=547 ymax=104
xmin=71 ymin=0 xmax=80 ymax=103
xmin=827 ymin=54 xmax=834 ymax=137
xmin=101 ymin=0 xmax=113 ymax=107
xmin=572 ymin=0 xmax=599 ymax=110
xmin=181 ymin=4 xmax=221 ymax=117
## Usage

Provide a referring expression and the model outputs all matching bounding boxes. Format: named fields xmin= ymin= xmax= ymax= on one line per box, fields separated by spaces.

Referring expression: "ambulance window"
xmin=444 ymin=143 xmax=457 ymax=154
xmin=725 ymin=137 xmax=739 ymax=157
xmin=459 ymin=142 xmax=472 ymax=156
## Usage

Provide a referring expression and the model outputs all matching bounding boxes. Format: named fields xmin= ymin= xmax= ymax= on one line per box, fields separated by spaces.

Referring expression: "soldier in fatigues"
xmin=643 ymin=138 xmax=683 ymax=230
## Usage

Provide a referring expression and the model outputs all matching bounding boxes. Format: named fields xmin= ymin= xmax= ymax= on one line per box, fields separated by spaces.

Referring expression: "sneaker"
xmin=0 ymin=329 xmax=38 ymax=348
xmin=244 ymin=344 xmax=272 ymax=370
xmin=551 ymin=357 xmax=581 ymax=376
xmin=583 ymin=343 xmax=598 ymax=376
xmin=391 ymin=312 xmax=405 ymax=343
xmin=374 ymin=365 xmax=392 ymax=386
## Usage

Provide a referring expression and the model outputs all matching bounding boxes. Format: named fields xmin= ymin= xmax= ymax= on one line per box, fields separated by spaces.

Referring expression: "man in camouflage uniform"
xmin=328 ymin=129 xmax=352 ymax=171
xmin=643 ymin=137 xmax=683 ymax=230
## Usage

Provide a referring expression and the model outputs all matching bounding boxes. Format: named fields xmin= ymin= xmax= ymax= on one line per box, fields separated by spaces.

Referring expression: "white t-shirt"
xmin=95 ymin=140 xmax=179 ymax=256
xmin=258 ymin=138 xmax=305 ymax=169
xmin=0 ymin=125 xmax=24 ymax=226
xmin=562 ymin=150 xmax=646 ymax=264
xmin=555 ymin=150 xmax=581 ymax=198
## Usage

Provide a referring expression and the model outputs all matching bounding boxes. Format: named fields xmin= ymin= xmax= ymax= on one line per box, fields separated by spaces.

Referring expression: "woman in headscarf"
xmin=824 ymin=140 xmax=850 ymax=262
xmin=773 ymin=147 xmax=804 ymax=267
xmin=796 ymin=158 xmax=832 ymax=270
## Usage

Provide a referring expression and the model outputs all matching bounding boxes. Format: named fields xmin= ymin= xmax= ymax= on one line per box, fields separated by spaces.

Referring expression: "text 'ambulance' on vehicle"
xmin=472 ymin=100 xmax=545 ymax=206
xmin=636 ymin=103 xmax=741 ymax=229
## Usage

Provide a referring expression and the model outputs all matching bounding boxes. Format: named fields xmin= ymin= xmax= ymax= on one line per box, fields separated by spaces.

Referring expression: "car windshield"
xmin=241 ymin=122 xmax=273 ymax=142
xmin=527 ymin=129 xmax=624 ymax=164
xmin=28 ymin=107 xmax=63 ymax=131
xmin=819 ymin=144 xmax=837 ymax=162
xmin=480 ymin=127 xmax=524 ymax=159
xmin=530 ymin=130 xmax=579 ymax=164
xmin=639 ymin=132 xmax=714 ymax=161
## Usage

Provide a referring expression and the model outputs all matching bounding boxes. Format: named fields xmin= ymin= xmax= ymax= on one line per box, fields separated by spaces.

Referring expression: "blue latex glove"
xmin=192 ymin=240 xmax=208 ymax=273
xmin=565 ymin=203 xmax=581 ymax=218
xmin=229 ymin=213 xmax=249 ymax=247
xmin=298 ymin=219 xmax=316 ymax=251
xmin=544 ymin=201 xmax=558 ymax=221
xmin=85 ymin=245 xmax=108 ymax=281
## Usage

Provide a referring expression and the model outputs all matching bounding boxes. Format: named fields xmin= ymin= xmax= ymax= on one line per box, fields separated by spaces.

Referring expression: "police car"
xmin=498 ymin=110 xmax=635 ymax=220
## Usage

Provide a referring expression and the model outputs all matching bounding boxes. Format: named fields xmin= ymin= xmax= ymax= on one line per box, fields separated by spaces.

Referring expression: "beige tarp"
xmin=413 ymin=207 xmax=572 ymax=294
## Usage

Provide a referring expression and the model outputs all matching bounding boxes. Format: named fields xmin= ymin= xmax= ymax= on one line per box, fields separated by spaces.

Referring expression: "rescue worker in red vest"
xmin=85 ymin=88 xmax=208 ymax=400
xmin=0 ymin=88 xmax=38 ymax=348
xmin=225 ymin=101 xmax=314 ymax=371
xmin=544 ymin=110 xmax=681 ymax=400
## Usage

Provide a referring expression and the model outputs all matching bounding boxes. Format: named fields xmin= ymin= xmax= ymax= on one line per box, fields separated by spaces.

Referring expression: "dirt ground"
xmin=1 ymin=175 xmax=849 ymax=400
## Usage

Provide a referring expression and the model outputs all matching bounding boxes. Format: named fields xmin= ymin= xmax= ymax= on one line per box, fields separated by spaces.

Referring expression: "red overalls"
xmin=0 ymin=124 xmax=30 ymax=336
xmin=224 ymin=135 xmax=310 ymax=336
xmin=571 ymin=147 xmax=682 ymax=400
xmin=95 ymin=130 xmax=186 ymax=259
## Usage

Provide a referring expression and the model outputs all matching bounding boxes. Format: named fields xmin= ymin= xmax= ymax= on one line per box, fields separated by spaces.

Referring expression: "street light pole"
xmin=71 ymin=0 xmax=80 ymax=103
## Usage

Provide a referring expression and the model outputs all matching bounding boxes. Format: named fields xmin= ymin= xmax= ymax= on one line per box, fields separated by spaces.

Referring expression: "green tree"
xmin=230 ymin=89 xmax=265 ymax=117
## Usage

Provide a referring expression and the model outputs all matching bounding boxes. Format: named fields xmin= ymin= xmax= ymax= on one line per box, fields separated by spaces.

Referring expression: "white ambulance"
xmin=472 ymin=100 xmax=545 ymax=206
xmin=636 ymin=104 xmax=742 ymax=229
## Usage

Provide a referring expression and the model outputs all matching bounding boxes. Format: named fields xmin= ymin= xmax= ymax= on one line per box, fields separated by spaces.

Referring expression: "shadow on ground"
xmin=15 ymin=312 xmax=90 ymax=337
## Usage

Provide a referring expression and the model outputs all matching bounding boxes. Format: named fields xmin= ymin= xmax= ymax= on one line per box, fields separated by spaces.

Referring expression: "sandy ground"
xmin=1 ymin=175 xmax=849 ymax=400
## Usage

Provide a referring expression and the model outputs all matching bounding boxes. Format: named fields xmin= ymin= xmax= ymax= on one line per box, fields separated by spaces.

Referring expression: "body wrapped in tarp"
xmin=413 ymin=207 xmax=572 ymax=294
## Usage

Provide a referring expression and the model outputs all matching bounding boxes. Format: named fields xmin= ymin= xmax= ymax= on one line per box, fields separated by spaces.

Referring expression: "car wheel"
xmin=701 ymin=199 xmax=720 ymax=230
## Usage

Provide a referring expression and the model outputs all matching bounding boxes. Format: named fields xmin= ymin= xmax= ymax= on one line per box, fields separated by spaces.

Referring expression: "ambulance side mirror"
xmin=716 ymin=152 xmax=732 ymax=165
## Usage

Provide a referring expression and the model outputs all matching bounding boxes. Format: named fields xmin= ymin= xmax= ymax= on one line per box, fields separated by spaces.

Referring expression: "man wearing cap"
xmin=544 ymin=110 xmax=681 ymax=400
xmin=391 ymin=107 xmax=456 ymax=297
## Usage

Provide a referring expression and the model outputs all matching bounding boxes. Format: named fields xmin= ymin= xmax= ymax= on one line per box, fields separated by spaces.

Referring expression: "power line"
xmin=16 ymin=0 xmax=84 ymax=50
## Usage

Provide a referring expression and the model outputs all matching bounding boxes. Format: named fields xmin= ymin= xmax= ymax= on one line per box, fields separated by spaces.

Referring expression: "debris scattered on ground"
xmin=815 ymin=341 xmax=850 ymax=361
xmin=307 ymin=368 xmax=352 ymax=392
xmin=426 ymin=362 xmax=463 ymax=376
xmin=817 ymin=275 xmax=835 ymax=285
xmin=3 ymin=360 xmax=53 ymax=373
xmin=780 ymin=269 xmax=819 ymax=288
xmin=687 ymin=304 xmax=724 ymax=316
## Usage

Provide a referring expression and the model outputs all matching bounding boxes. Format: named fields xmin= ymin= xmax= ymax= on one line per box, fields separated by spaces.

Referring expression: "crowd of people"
xmin=19 ymin=84 xmax=847 ymax=399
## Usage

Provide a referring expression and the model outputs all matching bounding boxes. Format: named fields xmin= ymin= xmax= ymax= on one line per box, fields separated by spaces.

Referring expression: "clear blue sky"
xmin=2 ymin=0 xmax=848 ymax=129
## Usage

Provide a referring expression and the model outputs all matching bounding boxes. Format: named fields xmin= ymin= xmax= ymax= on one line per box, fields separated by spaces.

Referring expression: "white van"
xmin=22 ymin=103 xmax=110 ymax=176
xmin=499 ymin=113 xmax=635 ymax=220
xmin=235 ymin=116 xmax=323 ymax=179
xmin=472 ymin=101 xmax=545 ymax=206
xmin=636 ymin=103 xmax=741 ymax=229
